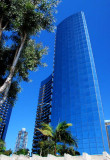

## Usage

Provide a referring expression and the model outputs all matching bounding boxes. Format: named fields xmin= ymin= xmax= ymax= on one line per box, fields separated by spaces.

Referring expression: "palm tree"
xmin=37 ymin=121 xmax=77 ymax=156
xmin=38 ymin=139 xmax=55 ymax=156
xmin=57 ymin=144 xmax=80 ymax=156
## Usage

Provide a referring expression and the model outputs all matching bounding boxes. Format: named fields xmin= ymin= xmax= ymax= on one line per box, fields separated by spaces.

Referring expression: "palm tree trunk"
xmin=0 ymin=17 xmax=3 ymax=41
xmin=40 ymin=148 xmax=42 ymax=156
xmin=54 ymin=142 xmax=56 ymax=156
xmin=0 ymin=34 xmax=26 ymax=105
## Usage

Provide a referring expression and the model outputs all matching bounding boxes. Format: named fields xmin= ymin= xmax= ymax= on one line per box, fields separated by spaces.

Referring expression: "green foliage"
xmin=0 ymin=118 xmax=2 ymax=122
xmin=14 ymin=149 xmax=29 ymax=155
xmin=0 ymin=139 xmax=12 ymax=156
xmin=53 ymin=121 xmax=76 ymax=145
xmin=16 ymin=40 xmax=48 ymax=81
xmin=37 ymin=121 xmax=78 ymax=156
xmin=3 ymin=149 xmax=12 ymax=156
xmin=0 ymin=139 xmax=6 ymax=154
xmin=38 ymin=139 xmax=80 ymax=157
xmin=10 ymin=0 xmax=59 ymax=35
xmin=57 ymin=144 xmax=80 ymax=156
xmin=38 ymin=139 xmax=55 ymax=157
xmin=37 ymin=122 xmax=53 ymax=137
xmin=0 ymin=1 xmax=12 ymax=31
xmin=0 ymin=0 xmax=60 ymax=105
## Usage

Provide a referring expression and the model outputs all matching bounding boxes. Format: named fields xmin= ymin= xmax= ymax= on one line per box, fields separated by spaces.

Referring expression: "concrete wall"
xmin=0 ymin=152 xmax=109 ymax=160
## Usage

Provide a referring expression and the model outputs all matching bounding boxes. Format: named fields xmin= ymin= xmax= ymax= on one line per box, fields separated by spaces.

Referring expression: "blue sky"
xmin=6 ymin=0 xmax=110 ymax=152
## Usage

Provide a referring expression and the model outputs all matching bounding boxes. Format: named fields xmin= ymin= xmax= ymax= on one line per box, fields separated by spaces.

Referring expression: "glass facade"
xmin=51 ymin=12 xmax=109 ymax=154
xmin=105 ymin=120 xmax=110 ymax=151
xmin=32 ymin=74 xmax=52 ymax=154
xmin=0 ymin=96 xmax=12 ymax=140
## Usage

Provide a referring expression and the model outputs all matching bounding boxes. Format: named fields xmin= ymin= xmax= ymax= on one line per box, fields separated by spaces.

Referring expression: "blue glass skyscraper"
xmin=51 ymin=12 xmax=109 ymax=154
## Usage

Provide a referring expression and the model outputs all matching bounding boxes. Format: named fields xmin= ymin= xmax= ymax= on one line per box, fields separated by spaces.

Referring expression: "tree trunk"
xmin=0 ymin=83 xmax=11 ymax=106
xmin=0 ymin=17 xmax=3 ymax=41
xmin=0 ymin=70 xmax=13 ymax=94
xmin=0 ymin=34 xmax=26 ymax=104
xmin=40 ymin=148 xmax=42 ymax=156
xmin=54 ymin=142 xmax=56 ymax=156
xmin=0 ymin=16 xmax=8 ymax=42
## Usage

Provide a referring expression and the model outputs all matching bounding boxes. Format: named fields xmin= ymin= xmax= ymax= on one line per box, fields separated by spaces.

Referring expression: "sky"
xmin=6 ymin=0 xmax=110 ymax=152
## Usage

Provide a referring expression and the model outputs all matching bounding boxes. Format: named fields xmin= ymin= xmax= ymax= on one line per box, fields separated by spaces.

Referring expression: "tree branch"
xmin=0 ymin=33 xmax=27 ymax=94
xmin=2 ymin=22 xmax=8 ymax=31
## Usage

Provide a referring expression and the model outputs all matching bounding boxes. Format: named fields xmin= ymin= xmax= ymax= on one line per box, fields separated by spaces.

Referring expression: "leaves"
xmin=10 ymin=0 xmax=60 ymax=36
xmin=0 ymin=139 xmax=12 ymax=156
xmin=56 ymin=121 xmax=72 ymax=132
xmin=37 ymin=122 xmax=53 ymax=137
xmin=57 ymin=144 xmax=80 ymax=156
xmin=41 ymin=123 xmax=53 ymax=133
xmin=0 ymin=0 xmax=59 ymax=106
xmin=0 ymin=117 xmax=2 ymax=122
xmin=37 ymin=121 xmax=78 ymax=156
xmin=38 ymin=139 xmax=55 ymax=156
xmin=15 ymin=40 xmax=48 ymax=82
xmin=37 ymin=128 xmax=53 ymax=137
xmin=0 ymin=139 xmax=6 ymax=153
xmin=14 ymin=149 xmax=29 ymax=155
xmin=3 ymin=149 xmax=12 ymax=156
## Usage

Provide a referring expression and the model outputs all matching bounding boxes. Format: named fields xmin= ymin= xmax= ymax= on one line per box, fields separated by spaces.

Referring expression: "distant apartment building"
xmin=0 ymin=96 xmax=12 ymax=140
xmin=32 ymin=12 xmax=109 ymax=155
xmin=15 ymin=128 xmax=28 ymax=152
xmin=105 ymin=120 xmax=110 ymax=151
xmin=32 ymin=75 xmax=52 ymax=154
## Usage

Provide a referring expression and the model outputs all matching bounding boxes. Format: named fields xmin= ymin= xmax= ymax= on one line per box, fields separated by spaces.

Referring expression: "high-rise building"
xmin=105 ymin=120 xmax=110 ymax=151
xmin=51 ymin=12 xmax=109 ymax=154
xmin=15 ymin=128 xmax=28 ymax=152
xmin=0 ymin=96 xmax=12 ymax=141
xmin=32 ymin=12 xmax=109 ymax=155
xmin=32 ymin=74 xmax=52 ymax=154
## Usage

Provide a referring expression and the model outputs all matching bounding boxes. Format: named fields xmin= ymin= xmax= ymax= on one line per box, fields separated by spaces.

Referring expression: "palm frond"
xmin=66 ymin=123 xmax=72 ymax=127
xmin=56 ymin=121 xmax=72 ymax=132
xmin=41 ymin=123 xmax=53 ymax=133
xmin=37 ymin=128 xmax=53 ymax=137
xmin=62 ymin=132 xmax=78 ymax=147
